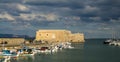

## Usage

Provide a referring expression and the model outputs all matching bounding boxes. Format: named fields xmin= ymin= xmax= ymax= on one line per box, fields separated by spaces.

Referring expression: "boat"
xmin=109 ymin=40 xmax=120 ymax=46
xmin=103 ymin=39 xmax=120 ymax=46
xmin=103 ymin=39 xmax=113 ymax=44
xmin=62 ymin=42 xmax=74 ymax=49
xmin=0 ymin=49 xmax=21 ymax=62
xmin=17 ymin=48 xmax=36 ymax=56
xmin=35 ymin=47 xmax=51 ymax=53
xmin=0 ymin=49 xmax=20 ymax=57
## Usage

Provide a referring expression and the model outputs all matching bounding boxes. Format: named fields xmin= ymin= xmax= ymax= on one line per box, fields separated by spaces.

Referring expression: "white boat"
xmin=35 ymin=47 xmax=52 ymax=54
xmin=109 ymin=40 xmax=120 ymax=46
xmin=17 ymin=47 xmax=36 ymax=57
xmin=63 ymin=42 xmax=74 ymax=49
xmin=103 ymin=39 xmax=113 ymax=44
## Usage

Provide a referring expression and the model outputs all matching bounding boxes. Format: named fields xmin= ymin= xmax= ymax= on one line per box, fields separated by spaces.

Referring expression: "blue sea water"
xmin=11 ymin=39 xmax=120 ymax=62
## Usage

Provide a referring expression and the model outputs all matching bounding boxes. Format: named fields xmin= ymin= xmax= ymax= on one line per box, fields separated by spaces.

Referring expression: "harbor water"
xmin=11 ymin=39 xmax=120 ymax=62
xmin=84 ymin=39 xmax=120 ymax=62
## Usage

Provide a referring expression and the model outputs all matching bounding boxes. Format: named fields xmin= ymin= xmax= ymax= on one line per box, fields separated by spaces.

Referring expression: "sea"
xmin=10 ymin=39 xmax=120 ymax=62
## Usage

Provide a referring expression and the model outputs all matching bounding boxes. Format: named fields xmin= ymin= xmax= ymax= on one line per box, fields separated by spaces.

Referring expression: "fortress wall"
xmin=35 ymin=30 xmax=71 ymax=43
xmin=35 ymin=29 xmax=85 ymax=43
xmin=70 ymin=33 xmax=85 ymax=42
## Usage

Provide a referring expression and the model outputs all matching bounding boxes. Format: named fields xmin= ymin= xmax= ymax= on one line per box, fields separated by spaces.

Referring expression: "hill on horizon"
xmin=0 ymin=34 xmax=35 ymax=40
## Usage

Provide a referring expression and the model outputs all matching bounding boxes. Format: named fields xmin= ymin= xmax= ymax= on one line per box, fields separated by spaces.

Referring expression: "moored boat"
xmin=109 ymin=40 xmax=120 ymax=46
xmin=103 ymin=39 xmax=113 ymax=44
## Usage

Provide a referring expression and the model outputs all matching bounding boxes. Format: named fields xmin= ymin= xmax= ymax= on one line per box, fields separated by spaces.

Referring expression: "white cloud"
xmin=19 ymin=13 xmax=36 ymax=20
xmin=5 ymin=3 xmax=29 ymax=11
xmin=0 ymin=12 xmax=15 ymax=20
xmin=83 ymin=5 xmax=99 ymax=13
xmin=110 ymin=18 xmax=120 ymax=23
xmin=19 ymin=13 xmax=59 ymax=21
xmin=16 ymin=4 xmax=29 ymax=11
xmin=46 ymin=13 xmax=58 ymax=21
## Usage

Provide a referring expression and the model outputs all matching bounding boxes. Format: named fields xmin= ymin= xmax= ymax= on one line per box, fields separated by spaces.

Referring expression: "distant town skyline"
xmin=0 ymin=0 xmax=120 ymax=38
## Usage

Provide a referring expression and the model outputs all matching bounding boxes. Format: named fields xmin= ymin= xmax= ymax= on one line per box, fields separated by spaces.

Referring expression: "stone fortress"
xmin=0 ymin=29 xmax=85 ymax=47
xmin=35 ymin=29 xmax=84 ymax=43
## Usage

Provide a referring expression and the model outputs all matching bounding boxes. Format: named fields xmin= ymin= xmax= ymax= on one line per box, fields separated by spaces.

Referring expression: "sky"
xmin=0 ymin=0 xmax=120 ymax=38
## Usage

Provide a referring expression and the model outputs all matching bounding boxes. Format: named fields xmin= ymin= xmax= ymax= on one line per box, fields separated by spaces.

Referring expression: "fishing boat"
xmin=0 ymin=49 xmax=20 ymax=57
xmin=17 ymin=48 xmax=36 ymax=57
xmin=35 ymin=47 xmax=51 ymax=53
xmin=0 ymin=49 xmax=21 ymax=62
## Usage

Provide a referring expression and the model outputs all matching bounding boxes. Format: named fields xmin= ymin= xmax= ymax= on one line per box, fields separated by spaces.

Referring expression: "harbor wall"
xmin=0 ymin=38 xmax=25 ymax=46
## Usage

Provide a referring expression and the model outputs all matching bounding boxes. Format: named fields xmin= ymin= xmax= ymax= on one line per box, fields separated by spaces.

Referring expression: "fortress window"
xmin=4 ymin=41 xmax=8 ymax=44
xmin=1 ymin=41 xmax=8 ymax=44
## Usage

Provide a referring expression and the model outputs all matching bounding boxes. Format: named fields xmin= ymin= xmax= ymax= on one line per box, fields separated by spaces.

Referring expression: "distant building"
xmin=35 ymin=29 xmax=84 ymax=43
xmin=0 ymin=38 xmax=25 ymax=46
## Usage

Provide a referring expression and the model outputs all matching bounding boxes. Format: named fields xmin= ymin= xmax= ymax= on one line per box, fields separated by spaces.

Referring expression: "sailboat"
xmin=103 ymin=30 xmax=114 ymax=44
xmin=103 ymin=29 xmax=120 ymax=46
xmin=103 ymin=39 xmax=113 ymax=44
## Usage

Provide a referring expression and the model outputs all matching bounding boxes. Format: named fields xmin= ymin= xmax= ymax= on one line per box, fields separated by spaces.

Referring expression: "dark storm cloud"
xmin=87 ymin=0 xmax=120 ymax=22
xmin=0 ymin=0 xmax=120 ymax=22
xmin=25 ymin=0 xmax=120 ymax=23
xmin=0 ymin=0 xmax=120 ymax=38
xmin=25 ymin=0 xmax=85 ymax=9
xmin=29 ymin=21 xmax=55 ymax=27
xmin=0 ymin=3 xmax=30 ymax=17
xmin=0 ymin=0 xmax=23 ymax=3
